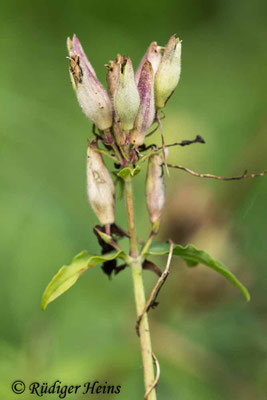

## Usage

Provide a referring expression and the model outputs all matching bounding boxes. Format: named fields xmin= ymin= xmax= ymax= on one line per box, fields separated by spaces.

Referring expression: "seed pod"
xmin=146 ymin=154 xmax=165 ymax=223
xmin=135 ymin=41 xmax=162 ymax=84
xmin=154 ymin=34 xmax=182 ymax=109
xmin=113 ymin=56 xmax=140 ymax=131
xmin=131 ymin=61 xmax=155 ymax=146
xmin=87 ymin=140 xmax=115 ymax=225
xmin=106 ymin=55 xmax=126 ymax=145
xmin=68 ymin=35 xmax=97 ymax=78
xmin=67 ymin=35 xmax=113 ymax=131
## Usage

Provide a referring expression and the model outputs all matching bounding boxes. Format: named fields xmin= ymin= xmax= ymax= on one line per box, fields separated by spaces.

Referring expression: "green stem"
xmin=125 ymin=178 xmax=157 ymax=400
xmin=125 ymin=179 xmax=138 ymax=257
xmin=141 ymin=233 xmax=155 ymax=258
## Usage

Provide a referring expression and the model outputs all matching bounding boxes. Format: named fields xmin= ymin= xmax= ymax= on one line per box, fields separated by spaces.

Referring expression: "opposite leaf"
xmin=117 ymin=166 xmax=141 ymax=180
xmin=41 ymin=250 xmax=124 ymax=310
xmin=146 ymin=242 xmax=250 ymax=302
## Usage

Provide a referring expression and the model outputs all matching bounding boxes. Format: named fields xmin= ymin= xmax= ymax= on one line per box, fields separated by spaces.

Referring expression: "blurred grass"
xmin=1 ymin=0 xmax=267 ymax=399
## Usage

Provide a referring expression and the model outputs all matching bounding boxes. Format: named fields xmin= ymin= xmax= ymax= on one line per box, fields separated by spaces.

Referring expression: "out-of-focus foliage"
xmin=1 ymin=0 xmax=267 ymax=399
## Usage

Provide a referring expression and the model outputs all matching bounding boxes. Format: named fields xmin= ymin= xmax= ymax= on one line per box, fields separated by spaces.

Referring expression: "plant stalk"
xmin=125 ymin=178 xmax=157 ymax=400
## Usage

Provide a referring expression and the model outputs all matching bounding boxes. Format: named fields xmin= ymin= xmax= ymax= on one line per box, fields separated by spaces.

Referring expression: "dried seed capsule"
xmin=67 ymin=35 xmax=113 ymax=130
xmin=135 ymin=41 xmax=162 ymax=84
xmin=155 ymin=34 xmax=182 ymax=109
xmin=113 ymin=56 xmax=140 ymax=131
xmin=146 ymin=154 xmax=165 ymax=223
xmin=87 ymin=140 xmax=115 ymax=225
xmin=131 ymin=61 xmax=155 ymax=146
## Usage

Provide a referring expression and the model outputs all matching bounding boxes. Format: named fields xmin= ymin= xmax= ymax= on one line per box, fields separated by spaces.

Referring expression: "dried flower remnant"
xmin=87 ymin=140 xmax=115 ymax=225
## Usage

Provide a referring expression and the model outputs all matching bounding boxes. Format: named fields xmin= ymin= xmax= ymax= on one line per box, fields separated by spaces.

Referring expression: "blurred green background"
xmin=1 ymin=0 xmax=267 ymax=399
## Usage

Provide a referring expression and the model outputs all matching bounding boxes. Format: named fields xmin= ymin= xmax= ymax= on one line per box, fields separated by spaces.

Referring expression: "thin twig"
xmin=144 ymin=353 xmax=161 ymax=400
xmin=136 ymin=241 xmax=174 ymax=336
xmin=167 ymin=164 xmax=267 ymax=181
xmin=143 ymin=134 xmax=205 ymax=153
xmin=159 ymin=135 xmax=205 ymax=149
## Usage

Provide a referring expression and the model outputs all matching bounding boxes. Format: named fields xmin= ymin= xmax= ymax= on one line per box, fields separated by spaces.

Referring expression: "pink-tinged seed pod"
xmin=87 ymin=140 xmax=115 ymax=225
xmin=135 ymin=42 xmax=162 ymax=85
xmin=155 ymin=34 xmax=182 ymax=109
xmin=146 ymin=154 xmax=165 ymax=224
xmin=131 ymin=61 xmax=155 ymax=146
xmin=67 ymin=35 xmax=113 ymax=131
xmin=113 ymin=56 xmax=140 ymax=131
xmin=71 ymin=34 xmax=97 ymax=78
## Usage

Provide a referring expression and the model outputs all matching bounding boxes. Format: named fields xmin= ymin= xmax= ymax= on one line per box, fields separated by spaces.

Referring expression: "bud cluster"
xmin=67 ymin=34 xmax=182 ymax=227
xmin=67 ymin=34 xmax=181 ymax=146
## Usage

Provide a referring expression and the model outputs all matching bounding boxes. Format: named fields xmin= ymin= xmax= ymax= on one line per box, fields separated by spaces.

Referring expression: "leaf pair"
xmin=117 ymin=166 xmax=141 ymax=180
xmin=42 ymin=241 xmax=250 ymax=310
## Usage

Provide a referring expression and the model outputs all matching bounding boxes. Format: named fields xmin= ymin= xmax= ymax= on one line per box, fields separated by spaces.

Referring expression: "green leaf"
xmin=41 ymin=250 xmax=124 ymax=310
xmin=146 ymin=242 xmax=250 ymax=301
xmin=117 ymin=166 xmax=141 ymax=180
